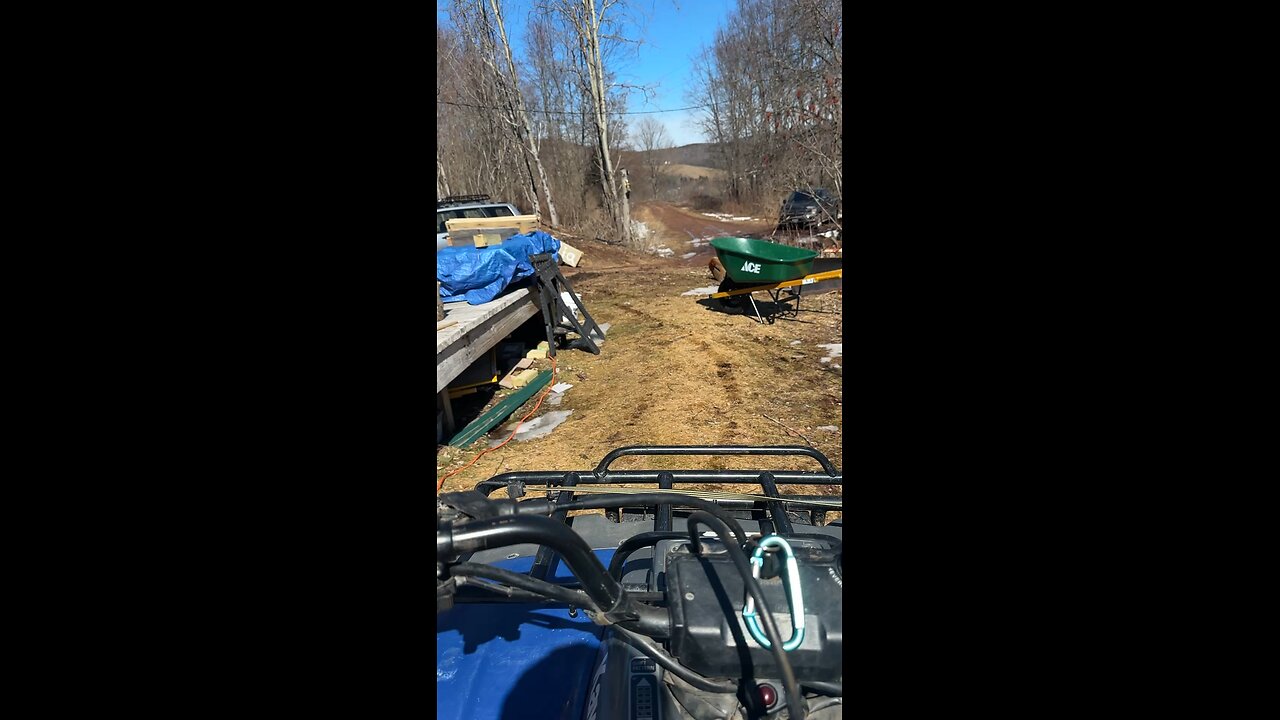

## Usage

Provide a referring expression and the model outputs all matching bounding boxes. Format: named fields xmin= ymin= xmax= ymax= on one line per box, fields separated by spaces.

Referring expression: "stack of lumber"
xmin=445 ymin=215 xmax=539 ymax=247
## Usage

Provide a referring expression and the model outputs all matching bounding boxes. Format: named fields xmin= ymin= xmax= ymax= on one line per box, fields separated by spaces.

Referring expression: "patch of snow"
xmin=816 ymin=343 xmax=842 ymax=358
xmin=681 ymin=252 xmax=697 ymax=259
xmin=820 ymin=357 xmax=832 ymax=364
xmin=560 ymin=291 xmax=583 ymax=324
xmin=546 ymin=393 xmax=564 ymax=406
xmin=586 ymin=322 xmax=610 ymax=345
xmin=789 ymin=340 xmax=802 ymax=346
xmin=550 ymin=382 xmax=574 ymax=394
xmin=631 ymin=220 xmax=650 ymax=240
xmin=682 ymin=285 xmax=720 ymax=296
xmin=817 ymin=425 xmax=839 ymax=432
xmin=832 ymin=364 xmax=841 ymax=369
xmin=656 ymin=246 xmax=675 ymax=258
xmin=489 ymin=410 xmax=574 ymax=447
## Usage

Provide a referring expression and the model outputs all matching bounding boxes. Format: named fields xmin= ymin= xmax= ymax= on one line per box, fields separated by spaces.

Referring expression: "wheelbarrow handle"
xmin=592 ymin=445 xmax=839 ymax=477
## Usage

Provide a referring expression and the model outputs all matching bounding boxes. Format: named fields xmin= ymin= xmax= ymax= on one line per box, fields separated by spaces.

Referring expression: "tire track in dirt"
xmin=689 ymin=335 xmax=743 ymax=446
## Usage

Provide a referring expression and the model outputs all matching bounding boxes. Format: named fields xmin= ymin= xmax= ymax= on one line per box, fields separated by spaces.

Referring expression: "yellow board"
xmin=447 ymin=229 xmax=513 ymax=248
xmin=559 ymin=241 xmax=583 ymax=267
xmin=446 ymin=215 xmax=539 ymax=234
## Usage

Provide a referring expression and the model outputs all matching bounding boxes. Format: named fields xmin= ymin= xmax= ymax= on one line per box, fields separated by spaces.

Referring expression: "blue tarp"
xmin=437 ymin=230 xmax=561 ymax=305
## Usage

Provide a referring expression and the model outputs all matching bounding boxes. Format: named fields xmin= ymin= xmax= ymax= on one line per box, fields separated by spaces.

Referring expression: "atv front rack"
xmin=436 ymin=445 xmax=844 ymax=717
xmin=457 ymin=445 xmax=843 ymax=583
xmin=472 ymin=444 xmax=842 ymax=524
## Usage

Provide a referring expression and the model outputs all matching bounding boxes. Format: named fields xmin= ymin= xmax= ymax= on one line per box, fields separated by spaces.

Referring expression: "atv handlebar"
xmin=439 ymin=514 xmax=623 ymax=613
xmin=438 ymin=513 xmax=669 ymax=635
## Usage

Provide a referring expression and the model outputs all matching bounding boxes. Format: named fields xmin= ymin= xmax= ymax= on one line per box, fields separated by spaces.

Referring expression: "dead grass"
xmin=437 ymin=222 xmax=843 ymax=523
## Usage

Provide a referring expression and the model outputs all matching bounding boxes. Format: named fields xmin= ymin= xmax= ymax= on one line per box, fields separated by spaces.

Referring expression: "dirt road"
xmin=437 ymin=217 xmax=843 ymax=516
xmin=633 ymin=202 xmax=777 ymax=265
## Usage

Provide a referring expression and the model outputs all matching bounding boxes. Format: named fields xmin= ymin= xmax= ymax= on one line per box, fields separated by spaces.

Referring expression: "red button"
xmin=759 ymin=684 xmax=777 ymax=708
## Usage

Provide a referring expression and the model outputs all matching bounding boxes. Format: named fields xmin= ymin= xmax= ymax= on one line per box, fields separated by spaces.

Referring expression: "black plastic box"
xmin=665 ymin=546 xmax=842 ymax=682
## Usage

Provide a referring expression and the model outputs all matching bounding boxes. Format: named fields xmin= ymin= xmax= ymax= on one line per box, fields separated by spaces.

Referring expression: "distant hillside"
xmin=532 ymin=140 xmax=731 ymax=175
xmin=651 ymin=143 xmax=723 ymax=168
xmin=618 ymin=143 xmax=728 ymax=172
xmin=657 ymin=163 xmax=726 ymax=180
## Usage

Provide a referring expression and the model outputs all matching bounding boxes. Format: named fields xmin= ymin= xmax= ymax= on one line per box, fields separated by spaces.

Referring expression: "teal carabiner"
xmin=741 ymin=535 xmax=805 ymax=651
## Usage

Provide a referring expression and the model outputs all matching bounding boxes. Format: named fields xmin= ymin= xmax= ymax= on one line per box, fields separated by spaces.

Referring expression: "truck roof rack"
xmin=438 ymin=194 xmax=491 ymax=208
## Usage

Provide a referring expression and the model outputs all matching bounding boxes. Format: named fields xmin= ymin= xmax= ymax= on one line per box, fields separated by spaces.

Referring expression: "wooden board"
xmin=436 ymin=288 xmax=540 ymax=393
xmin=559 ymin=241 xmax=583 ymax=267
xmin=498 ymin=358 xmax=535 ymax=388
xmin=446 ymin=215 xmax=539 ymax=234
xmin=447 ymin=227 xmax=519 ymax=248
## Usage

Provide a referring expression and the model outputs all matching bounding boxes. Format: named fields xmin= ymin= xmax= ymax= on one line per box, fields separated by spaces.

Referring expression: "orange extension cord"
xmin=437 ymin=354 xmax=558 ymax=492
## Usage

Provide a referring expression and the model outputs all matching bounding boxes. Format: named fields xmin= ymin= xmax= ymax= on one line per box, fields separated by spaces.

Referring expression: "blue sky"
xmin=437 ymin=0 xmax=736 ymax=146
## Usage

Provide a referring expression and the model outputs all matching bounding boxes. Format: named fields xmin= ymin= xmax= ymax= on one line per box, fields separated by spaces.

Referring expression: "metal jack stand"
xmin=529 ymin=253 xmax=604 ymax=357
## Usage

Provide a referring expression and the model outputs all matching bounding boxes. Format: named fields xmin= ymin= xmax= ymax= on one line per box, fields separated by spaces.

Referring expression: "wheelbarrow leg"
xmin=748 ymin=293 xmax=765 ymax=324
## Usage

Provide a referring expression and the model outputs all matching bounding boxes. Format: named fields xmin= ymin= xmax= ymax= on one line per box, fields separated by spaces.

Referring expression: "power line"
xmin=437 ymin=99 xmax=712 ymax=115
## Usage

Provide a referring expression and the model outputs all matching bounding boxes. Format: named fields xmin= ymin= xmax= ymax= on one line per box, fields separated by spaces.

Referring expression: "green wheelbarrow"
xmin=711 ymin=236 xmax=817 ymax=284
xmin=706 ymin=237 xmax=840 ymax=323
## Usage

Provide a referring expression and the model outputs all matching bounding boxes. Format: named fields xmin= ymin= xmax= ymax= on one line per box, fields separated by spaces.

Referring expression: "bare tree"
xmin=635 ymin=116 xmax=670 ymax=197
xmin=438 ymin=22 xmax=527 ymax=204
xmin=686 ymin=0 xmax=842 ymax=217
xmin=484 ymin=0 xmax=560 ymax=227
xmin=544 ymin=0 xmax=634 ymax=246
xmin=438 ymin=0 xmax=664 ymax=244
xmin=445 ymin=0 xmax=560 ymax=225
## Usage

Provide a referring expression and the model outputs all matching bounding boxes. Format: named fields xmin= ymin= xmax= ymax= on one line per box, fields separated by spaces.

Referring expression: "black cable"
xmin=808 ymin=697 xmax=842 ymax=712
xmin=522 ymin=493 xmax=749 ymax=545
xmin=612 ymin=626 xmax=739 ymax=694
xmin=802 ymin=681 xmax=843 ymax=697
xmin=436 ymin=98 xmax=719 ymax=115
xmin=450 ymin=562 xmax=598 ymax=609
xmin=685 ymin=511 xmax=805 ymax=720
xmin=455 ymin=578 xmax=553 ymax=603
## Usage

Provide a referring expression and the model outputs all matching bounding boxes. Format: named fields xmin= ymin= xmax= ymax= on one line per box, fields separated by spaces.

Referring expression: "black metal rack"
xmin=471 ymin=443 xmax=841 ymax=532
xmin=437 ymin=194 xmax=491 ymax=208
xmin=442 ymin=445 xmax=843 ymax=603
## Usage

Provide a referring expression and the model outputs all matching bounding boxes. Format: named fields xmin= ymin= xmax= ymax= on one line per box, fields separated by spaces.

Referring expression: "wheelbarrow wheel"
xmin=717 ymin=276 xmax=745 ymax=309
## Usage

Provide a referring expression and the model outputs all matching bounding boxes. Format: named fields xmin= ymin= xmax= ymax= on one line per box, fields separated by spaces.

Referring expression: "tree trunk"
xmin=488 ymin=0 xmax=560 ymax=227
xmin=619 ymin=167 xmax=632 ymax=246
xmin=437 ymin=150 xmax=451 ymax=199
xmin=574 ymin=0 xmax=630 ymax=246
